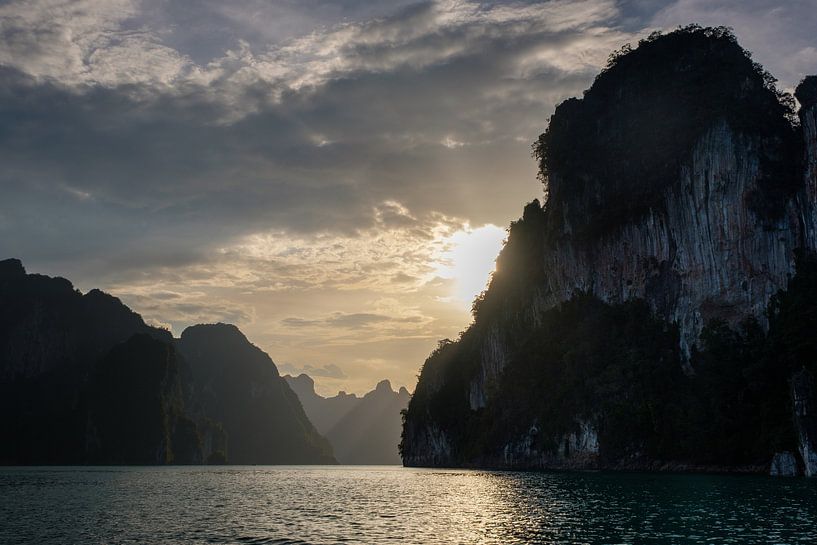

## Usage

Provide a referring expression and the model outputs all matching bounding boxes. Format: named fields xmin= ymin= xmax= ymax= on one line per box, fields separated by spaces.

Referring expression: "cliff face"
xmin=177 ymin=324 xmax=336 ymax=464
xmin=85 ymin=334 xmax=203 ymax=464
xmin=0 ymin=258 xmax=169 ymax=381
xmin=793 ymin=77 xmax=817 ymax=476
xmin=791 ymin=369 xmax=817 ymax=477
xmin=0 ymin=262 xmax=326 ymax=465
xmin=0 ymin=260 xmax=185 ymax=464
xmin=401 ymin=28 xmax=817 ymax=474
xmin=800 ymin=77 xmax=817 ymax=251
xmin=537 ymin=122 xmax=805 ymax=358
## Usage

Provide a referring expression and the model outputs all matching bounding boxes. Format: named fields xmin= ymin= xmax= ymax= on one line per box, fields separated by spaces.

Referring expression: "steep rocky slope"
xmin=0 ymin=258 xmax=169 ymax=382
xmin=177 ymin=324 xmax=335 ymax=464
xmin=286 ymin=374 xmax=410 ymax=464
xmin=284 ymin=374 xmax=359 ymax=433
xmin=85 ymin=334 xmax=203 ymax=464
xmin=0 ymin=261 xmax=330 ymax=465
xmin=0 ymin=259 xmax=192 ymax=464
xmin=401 ymin=27 xmax=817 ymax=475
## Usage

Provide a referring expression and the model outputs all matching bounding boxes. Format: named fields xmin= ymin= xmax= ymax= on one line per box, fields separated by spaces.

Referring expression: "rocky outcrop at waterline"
xmin=401 ymin=27 xmax=817 ymax=475
xmin=791 ymin=369 xmax=817 ymax=477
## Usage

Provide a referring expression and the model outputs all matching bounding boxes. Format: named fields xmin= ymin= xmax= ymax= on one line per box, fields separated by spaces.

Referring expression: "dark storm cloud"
xmin=278 ymin=362 xmax=347 ymax=379
xmin=0 ymin=0 xmax=628 ymax=282
xmin=127 ymin=0 xmax=425 ymax=63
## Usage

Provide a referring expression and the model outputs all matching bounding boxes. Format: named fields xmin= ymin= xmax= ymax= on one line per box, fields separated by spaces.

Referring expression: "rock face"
xmin=0 ymin=261 xmax=330 ymax=465
xmin=538 ymin=121 xmax=804 ymax=358
xmin=401 ymin=27 xmax=817 ymax=473
xmin=85 ymin=334 xmax=202 ymax=464
xmin=0 ymin=260 xmax=187 ymax=464
xmin=799 ymin=76 xmax=817 ymax=251
xmin=769 ymin=452 xmax=798 ymax=477
xmin=177 ymin=324 xmax=336 ymax=464
xmin=285 ymin=374 xmax=410 ymax=464
xmin=791 ymin=369 xmax=817 ymax=477
xmin=0 ymin=258 xmax=169 ymax=382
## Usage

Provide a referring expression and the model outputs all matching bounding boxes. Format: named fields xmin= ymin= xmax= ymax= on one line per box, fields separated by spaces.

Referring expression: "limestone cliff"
xmin=401 ymin=27 xmax=817 ymax=474
xmin=0 ymin=258 xmax=169 ymax=382
xmin=177 ymin=324 xmax=336 ymax=464
xmin=0 ymin=262 xmax=326 ymax=465
xmin=0 ymin=259 xmax=186 ymax=464
xmin=84 ymin=334 xmax=202 ymax=464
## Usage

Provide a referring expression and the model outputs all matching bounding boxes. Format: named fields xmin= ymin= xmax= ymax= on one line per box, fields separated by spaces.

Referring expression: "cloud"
xmin=278 ymin=362 xmax=347 ymax=379
xmin=283 ymin=312 xmax=424 ymax=329
xmin=114 ymin=285 xmax=254 ymax=332
xmin=0 ymin=1 xmax=629 ymax=284
xmin=650 ymin=0 xmax=817 ymax=90
xmin=0 ymin=0 xmax=192 ymax=86
xmin=4 ymin=0 xmax=814 ymax=394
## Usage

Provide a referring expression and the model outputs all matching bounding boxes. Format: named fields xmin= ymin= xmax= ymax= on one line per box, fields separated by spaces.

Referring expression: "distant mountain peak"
xmin=286 ymin=373 xmax=317 ymax=395
xmin=283 ymin=373 xmax=410 ymax=464
xmin=375 ymin=379 xmax=393 ymax=393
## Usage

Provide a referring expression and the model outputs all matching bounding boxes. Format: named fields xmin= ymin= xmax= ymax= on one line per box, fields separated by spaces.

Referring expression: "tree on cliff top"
xmin=533 ymin=25 xmax=800 ymax=239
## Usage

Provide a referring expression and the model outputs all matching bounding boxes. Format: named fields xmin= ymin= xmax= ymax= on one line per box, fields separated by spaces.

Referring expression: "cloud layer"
xmin=2 ymin=0 xmax=815 ymax=393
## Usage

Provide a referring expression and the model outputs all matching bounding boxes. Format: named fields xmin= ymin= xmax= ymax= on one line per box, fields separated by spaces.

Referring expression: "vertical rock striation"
xmin=535 ymin=121 xmax=804 ymax=358
xmin=791 ymin=369 xmax=817 ymax=477
xmin=798 ymin=77 xmax=817 ymax=251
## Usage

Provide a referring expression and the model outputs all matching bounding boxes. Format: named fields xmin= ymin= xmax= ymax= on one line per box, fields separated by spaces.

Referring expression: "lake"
xmin=1 ymin=466 xmax=816 ymax=544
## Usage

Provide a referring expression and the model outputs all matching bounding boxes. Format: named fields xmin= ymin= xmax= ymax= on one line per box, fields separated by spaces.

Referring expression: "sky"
xmin=1 ymin=0 xmax=816 ymax=395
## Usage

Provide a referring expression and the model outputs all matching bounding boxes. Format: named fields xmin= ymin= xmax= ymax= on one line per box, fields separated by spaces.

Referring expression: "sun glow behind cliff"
xmin=112 ymin=217 xmax=508 ymax=394
xmin=435 ymin=224 xmax=506 ymax=306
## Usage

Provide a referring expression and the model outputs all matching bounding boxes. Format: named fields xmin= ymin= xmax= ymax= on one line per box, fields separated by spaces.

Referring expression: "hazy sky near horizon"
xmin=2 ymin=0 xmax=816 ymax=395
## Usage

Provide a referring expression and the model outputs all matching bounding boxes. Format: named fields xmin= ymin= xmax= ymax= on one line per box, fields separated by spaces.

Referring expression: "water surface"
xmin=1 ymin=466 xmax=815 ymax=544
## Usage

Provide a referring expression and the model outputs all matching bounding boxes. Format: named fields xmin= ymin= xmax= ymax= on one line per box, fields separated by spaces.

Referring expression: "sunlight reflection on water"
xmin=1 ymin=465 xmax=816 ymax=544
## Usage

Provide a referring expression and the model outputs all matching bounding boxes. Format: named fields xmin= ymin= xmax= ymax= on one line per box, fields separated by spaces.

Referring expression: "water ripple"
xmin=0 ymin=466 xmax=815 ymax=544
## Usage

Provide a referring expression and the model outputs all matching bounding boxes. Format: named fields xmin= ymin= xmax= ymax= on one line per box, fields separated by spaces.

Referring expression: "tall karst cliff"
xmin=401 ymin=27 xmax=817 ymax=475
xmin=177 ymin=324 xmax=335 ymax=464
xmin=0 ymin=260 xmax=335 ymax=465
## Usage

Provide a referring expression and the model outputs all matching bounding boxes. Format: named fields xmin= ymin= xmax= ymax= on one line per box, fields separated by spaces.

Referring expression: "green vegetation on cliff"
xmin=402 ymin=26 xmax=817 ymax=473
xmin=404 ymin=237 xmax=817 ymax=468
xmin=533 ymin=25 xmax=800 ymax=239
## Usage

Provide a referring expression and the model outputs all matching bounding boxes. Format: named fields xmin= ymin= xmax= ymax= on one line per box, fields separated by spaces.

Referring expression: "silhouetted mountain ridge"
xmin=178 ymin=324 xmax=334 ymax=464
xmin=284 ymin=374 xmax=410 ymax=464
xmin=0 ymin=260 xmax=335 ymax=465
